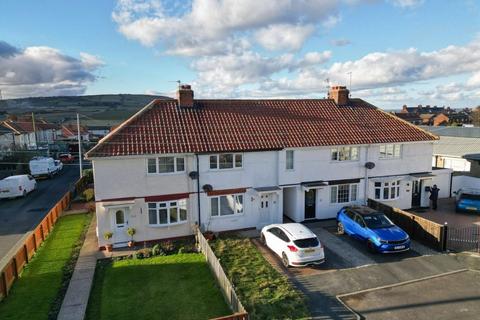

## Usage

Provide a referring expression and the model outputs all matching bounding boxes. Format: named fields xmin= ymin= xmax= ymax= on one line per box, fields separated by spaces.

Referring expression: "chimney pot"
xmin=328 ymin=85 xmax=349 ymax=106
xmin=177 ymin=84 xmax=194 ymax=108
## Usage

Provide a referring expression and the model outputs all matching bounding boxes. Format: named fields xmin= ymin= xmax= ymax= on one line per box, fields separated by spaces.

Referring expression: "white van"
xmin=29 ymin=157 xmax=63 ymax=178
xmin=0 ymin=175 xmax=37 ymax=199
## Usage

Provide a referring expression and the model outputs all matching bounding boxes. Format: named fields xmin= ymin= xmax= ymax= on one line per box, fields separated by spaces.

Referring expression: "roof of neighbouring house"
xmin=419 ymin=126 xmax=480 ymax=138
xmin=86 ymin=98 xmax=438 ymax=158
xmin=61 ymin=124 xmax=89 ymax=136
xmin=1 ymin=119 xmax=57 ymax=134
xmin=433 ymin=136 xmax=480 ymax=157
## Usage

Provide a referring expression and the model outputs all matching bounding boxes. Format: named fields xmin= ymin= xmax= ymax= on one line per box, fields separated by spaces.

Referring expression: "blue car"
xmin=455 ymin=188 xmax=480 ymax=213
xmin=337 ymin=206 xmax=410 ymax=253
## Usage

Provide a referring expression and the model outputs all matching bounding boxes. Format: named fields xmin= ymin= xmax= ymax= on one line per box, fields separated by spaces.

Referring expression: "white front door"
xmin=259 ymin=194 xmax=272 ymax=227
xmin=111 ymin=208 xmax=129 ymax=247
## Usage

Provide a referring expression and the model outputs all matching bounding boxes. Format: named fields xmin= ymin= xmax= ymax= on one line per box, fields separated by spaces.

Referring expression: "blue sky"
xmin=0 ymin=0 xmax=479 ymax=109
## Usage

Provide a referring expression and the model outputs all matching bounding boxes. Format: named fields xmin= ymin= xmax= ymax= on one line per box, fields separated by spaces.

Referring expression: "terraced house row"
xmin=86 ymin=85 xmax=451 ymax=248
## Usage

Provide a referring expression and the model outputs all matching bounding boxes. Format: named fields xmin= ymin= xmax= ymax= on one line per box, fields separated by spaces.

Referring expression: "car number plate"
xmin=466 ymin=207 xmax=477 ymax=211
xmin=394 ymin=245 xmax=405 ymax=250
xmin=304 ymin=249 xmax=315 ymax=253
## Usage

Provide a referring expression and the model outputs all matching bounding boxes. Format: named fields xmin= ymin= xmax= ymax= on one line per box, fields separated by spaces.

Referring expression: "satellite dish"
xmin=365 ymin=162 xmax=375 ymax=169
xmin=202 ymin=184 xmax=213 ymax=192
xmin=189 ymin=171 xmax=199 ymax=180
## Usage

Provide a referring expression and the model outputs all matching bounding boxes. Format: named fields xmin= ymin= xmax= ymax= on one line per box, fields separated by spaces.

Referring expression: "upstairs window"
xmin=147 ymin=156 xmax=185 ymax=174
xmin=330 ymin=184 xmax=358 ymax=203
xmin=286 ymin=150 xmax=294 ymax=170
xmin=379 ymin=144 xmax=401 ymax=159
xmin=331 ymin=146 xmax=359 ymax=161
xmin=374 ymin=180 xmax=401 ymax=200
xmin=209 ymin=153 xmax=242 ymax=170
xmin=210 ymin=194 xmax=244 ymax=217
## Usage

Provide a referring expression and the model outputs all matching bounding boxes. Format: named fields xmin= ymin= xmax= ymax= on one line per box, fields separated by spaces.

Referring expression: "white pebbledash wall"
xmin=93 ymin=141 xmax=443 ymax=247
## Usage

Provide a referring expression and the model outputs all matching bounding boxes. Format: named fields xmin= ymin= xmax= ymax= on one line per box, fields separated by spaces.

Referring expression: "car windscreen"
xmin=363 ymin=214 xmax=394 ymax=229
xmin=460 ymin=193 xmax=480 ymax=200
xmin=293 ymin=237 xmax=319 ymax=248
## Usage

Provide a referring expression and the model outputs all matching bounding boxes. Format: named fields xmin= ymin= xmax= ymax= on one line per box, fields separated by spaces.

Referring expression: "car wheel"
xmin=260 ymin=233 xmax=266 ymax=245
xmin=282 ymin=252 xmax=290 ymax=268
xmin=367 ymin=240 xmax=377 ymax=253
xmin=337 ymin=222 xmax=345 ymax=235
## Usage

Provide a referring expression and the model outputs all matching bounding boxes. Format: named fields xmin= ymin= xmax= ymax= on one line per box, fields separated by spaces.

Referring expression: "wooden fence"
xmin=194 ymin=227 xmax=249 ymax=320
xmin=0 ymin=175 xmax=88 ymax=301
xmin=368 ymin=199 xmax=447 ymax=251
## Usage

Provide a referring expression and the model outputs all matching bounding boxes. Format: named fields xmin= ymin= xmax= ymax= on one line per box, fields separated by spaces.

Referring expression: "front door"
xmin=112 ymin=208 xmax=129 ymax=247
xmin=304 ymin=189 xmax=316 ymax=220
xmin=411 ymin=180 xmax=422 ymax=207
xmin=259 ymin=194 xmax=271 ymax=227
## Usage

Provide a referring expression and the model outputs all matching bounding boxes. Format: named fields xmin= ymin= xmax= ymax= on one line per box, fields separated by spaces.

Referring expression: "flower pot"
xmin=204 ymin=232 xmax=215 ymax=241
xmin=128 ymin=241 xmax=135 ymax=248
xmin=106 ymin=244 xmax=113 ymax=252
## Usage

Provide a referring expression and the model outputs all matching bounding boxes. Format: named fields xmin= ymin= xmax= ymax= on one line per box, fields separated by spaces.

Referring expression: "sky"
xmin=0 ymin=0 xmax=480 ymax=109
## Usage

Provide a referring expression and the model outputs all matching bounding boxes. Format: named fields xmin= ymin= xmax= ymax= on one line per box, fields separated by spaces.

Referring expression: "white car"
xmin=0 ymin=175 xmax=37 ymax=199
xmin=261 ymin=223 xmax=325 ymax=267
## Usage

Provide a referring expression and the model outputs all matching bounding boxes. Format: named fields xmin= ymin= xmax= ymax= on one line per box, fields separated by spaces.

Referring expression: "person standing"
xmin=429 ymin=184 xmax=440 ymax=210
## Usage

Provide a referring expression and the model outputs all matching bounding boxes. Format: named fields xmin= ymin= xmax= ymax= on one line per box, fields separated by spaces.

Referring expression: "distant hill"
xmin=0 ymin=94 xmax=172 ymax=123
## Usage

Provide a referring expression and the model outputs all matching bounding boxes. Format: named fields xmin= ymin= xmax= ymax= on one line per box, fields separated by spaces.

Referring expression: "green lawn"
xmin=0 ymin=213 xmax=92 ymax=320
xmin=210 ymin=238 xmax=310 ymax=320
xmin=86 ymin=253 xmax=231 ymax=320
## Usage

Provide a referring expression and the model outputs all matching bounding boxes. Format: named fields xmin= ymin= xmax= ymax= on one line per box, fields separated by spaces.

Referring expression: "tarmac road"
xmin=0 ymin=165 xmax=80 ymax=259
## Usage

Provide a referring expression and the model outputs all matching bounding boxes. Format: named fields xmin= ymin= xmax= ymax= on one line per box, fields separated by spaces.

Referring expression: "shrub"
xmin=86 ymin=202 xmax=96 ymax=213
xmin=103 ymin=231 xmax=113 ymax=241
xmin=83 ymin=188 xmax=95 ymax=202
xmin=160 ymin=240 xmax=176 ymax=254
xmin=83 ymin=169 xmax=94 ymax=184
xmin=135 ymin=248 xmax=152 ymax=259
xmin=151 ymin=244 xmax=165 ymax=256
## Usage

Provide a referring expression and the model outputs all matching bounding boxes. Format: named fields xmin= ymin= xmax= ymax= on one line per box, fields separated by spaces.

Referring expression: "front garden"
xmin=86 ymin=250 xmax=231 ymax=320
xmin=0 ymin=213 xmax=92 ymax=320
xmin=210 ymin=237 xmax=310 ymax=320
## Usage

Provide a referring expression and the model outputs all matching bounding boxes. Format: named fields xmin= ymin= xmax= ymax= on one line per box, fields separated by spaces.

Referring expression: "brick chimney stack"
xmin=328 ymin=85 xmax=350 ymax=106
xmin=177 ymin=84 xmax=194 ymax=108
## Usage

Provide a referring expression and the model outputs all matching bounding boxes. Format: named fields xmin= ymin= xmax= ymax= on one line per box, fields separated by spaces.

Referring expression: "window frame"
xmin=379 ymin=144 xmax=402 ymax=159
xmin=374 ymin=180 xmax=401 ymax=200
xmin=209 ymin=153 xmax=243 ymax=170
xmin=210 ymin=193 xmax=244 ymax=218
xmin=285 ymin=150 xmax=295 ymax=170
xmin=330 ymin=183 xmax=359 ymax=204
xmin=147 ymin=199 xmax=188 ymax=226
xmin=331 ymin=146 xmax=360 ymax=162
xmin=146 ymin=156 xmax=186 ymax=175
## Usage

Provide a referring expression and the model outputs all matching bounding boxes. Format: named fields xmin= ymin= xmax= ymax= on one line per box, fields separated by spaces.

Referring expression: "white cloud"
xmin=388 ymin=0 xmax=424 ymax=8
xmin=0 ymin=41 xmax=104 ymax=98
xmin=254 ymin=24 xmax=315 ymax=51
xmin=331 ymin=38 xmax=351 ymax=46
xmin=467 ymin=71 xmax=480 ymax=87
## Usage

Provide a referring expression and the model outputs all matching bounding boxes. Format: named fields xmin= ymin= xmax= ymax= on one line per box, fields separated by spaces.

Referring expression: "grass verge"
xmin=210 ymin=237 xmax=310 ymax=320
xmin=86 ymin=253 xmax=231 ymax=320
xmin=0 ymin=213 xmax=92 ymax=320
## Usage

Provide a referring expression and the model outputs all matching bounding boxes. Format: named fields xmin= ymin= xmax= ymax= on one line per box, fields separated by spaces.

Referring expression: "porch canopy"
xmin=301 ymin=180 xmax=328 ymax=192
xmin=409 ymin=172 xmax=436 ymax=179
xmin=254 ymin=186 xmax=281 ymax=194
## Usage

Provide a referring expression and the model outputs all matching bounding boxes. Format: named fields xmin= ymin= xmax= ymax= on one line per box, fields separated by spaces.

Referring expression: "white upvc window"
xmin=147 ymin=156 xmax=185 ymax=174
xmin=286 ymin=150 xmax=294 ymax=170
xmin=147 ymin=200 xmax=187 ymax=226
xmin=379 ymin=144 xmax=401 ymax=159
xmin=330 ymin=184 xmax=358 ymax=203
xmin=331 ymin=146 xmax=359 ymax=161
xmin=374 ymin=180 xmax=401 ymax=200
xmin=210 ymin=194 xmax=244 ymax=217
xmin=209 ymin=153 xmax=243 ymax=170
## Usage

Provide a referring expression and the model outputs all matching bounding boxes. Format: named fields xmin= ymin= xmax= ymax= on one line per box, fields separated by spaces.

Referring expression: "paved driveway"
xmin=253 ymin=221 xmax=478 ymax=319
xmin=409 ymin=198 xmax=480 ymax=227
xmin=0 ymin=165 xmax=79 ymax=258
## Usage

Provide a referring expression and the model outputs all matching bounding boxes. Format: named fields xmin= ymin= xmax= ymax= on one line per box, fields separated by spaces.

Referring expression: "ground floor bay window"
xmin=330 ymin=184 xmax=358 ymax=204
xmin=148 ymin=200 xmax=188 ymax=226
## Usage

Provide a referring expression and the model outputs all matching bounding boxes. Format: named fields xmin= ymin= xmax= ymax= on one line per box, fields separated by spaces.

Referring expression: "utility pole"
xmin=77 ymin=113 xmax=83 ymax=178
xmin=31 ymin=112 xmax=38 ymax=150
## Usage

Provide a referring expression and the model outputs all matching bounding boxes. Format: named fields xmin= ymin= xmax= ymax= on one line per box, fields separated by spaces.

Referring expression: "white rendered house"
xmin=86 ymin=85 xmax=446 ymax=248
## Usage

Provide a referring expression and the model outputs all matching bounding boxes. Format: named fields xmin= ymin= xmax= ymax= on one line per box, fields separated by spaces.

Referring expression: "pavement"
xmin=409 ymin=197 xmax=480 ymax=227
xmin=253 ymin=220 xmax=480 ymax=320
xmin=0 ymin=165 xmax=79 ymax=259
xmin=57 ymin=213 xmax=97 ymax=320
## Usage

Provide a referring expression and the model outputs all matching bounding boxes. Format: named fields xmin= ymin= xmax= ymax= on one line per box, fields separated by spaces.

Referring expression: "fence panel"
xmin=195 ymin=227 xmax=248 ymax=320
xmin=34 ymin=225 xmax=44 ymax=248
xmin=14 ymin=247 xmax=27 ymax=275
xmin=368 ymin=199 xmax=446 ymax=251
xmin=447 ymin=225 xmax=480 ymax=253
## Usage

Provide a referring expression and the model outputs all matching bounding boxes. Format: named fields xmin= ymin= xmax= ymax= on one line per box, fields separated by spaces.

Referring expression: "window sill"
xmin=146 ymin=172 xmax=186 ymax=176
xmin=329 ymin=160 xmax=360 ymax=163
xmin=374 ymin=198 xmax=400 ymax=202
xmin=208 ymin=168 xmax=243 ymax=172
xmin=147 ymin=221 xmax=188 ymax=228
xmin=378 ymin=157 xmax=402 ymax=160
xmin=210 ymin=213 xmax=245 ymax=219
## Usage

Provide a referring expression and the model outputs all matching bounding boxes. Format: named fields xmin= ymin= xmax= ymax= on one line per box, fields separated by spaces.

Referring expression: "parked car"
xmin=261 ymin=223 xmax=325 ymax=267
xmin=59 ymin=153 xmax=75 ymax=164
xmin=455 ymin=188 xmax=480 ymax=213
xmin=29 ymin=157 xmax=63 ymax=178
xmin=337 ymin=206 xmax=410 ymax=253
xmin=0 ymin=175 xmax=37 ymax=199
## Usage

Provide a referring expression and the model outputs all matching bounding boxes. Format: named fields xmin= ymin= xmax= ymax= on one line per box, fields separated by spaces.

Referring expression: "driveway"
xmin=253 ymin=221 xmax=479 ymax=319
xmin=0 ymin=165 xmax=79 ymax=258
xmin=409 ymin=198 xmax=480 ymax=227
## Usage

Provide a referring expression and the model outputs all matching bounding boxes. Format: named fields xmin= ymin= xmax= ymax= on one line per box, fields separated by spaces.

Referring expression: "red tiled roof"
xmin=86 ymin=98 xmax=438 ymax=158
xmin=2 ymin=119 xmax=57 ymax=133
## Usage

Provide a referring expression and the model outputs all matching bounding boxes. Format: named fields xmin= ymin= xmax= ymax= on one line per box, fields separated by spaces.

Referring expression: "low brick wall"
xmin=368 ymin=199 xmax=447 ymax=251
